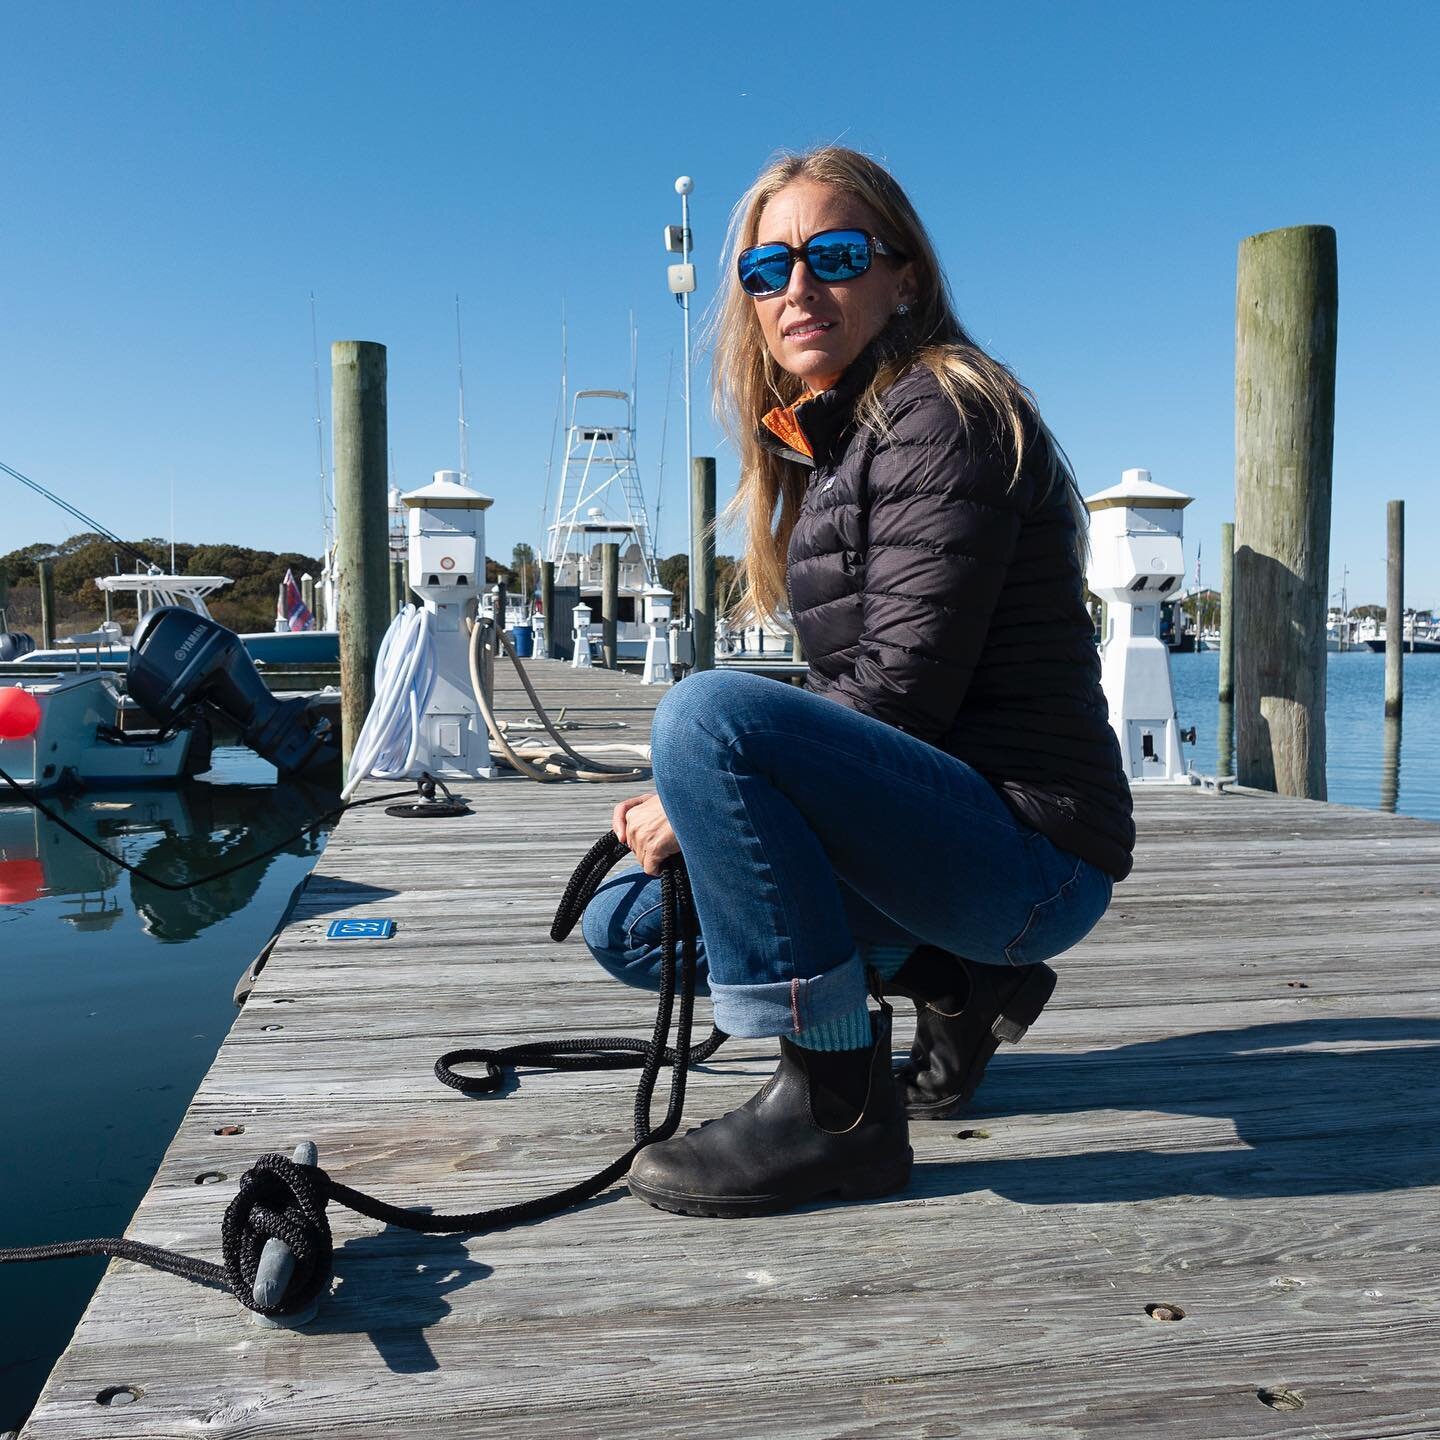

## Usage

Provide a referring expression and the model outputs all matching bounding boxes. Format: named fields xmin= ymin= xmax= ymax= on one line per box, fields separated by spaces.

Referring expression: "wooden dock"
xmin=18 ymin=660 xmax=1440 ymax=1437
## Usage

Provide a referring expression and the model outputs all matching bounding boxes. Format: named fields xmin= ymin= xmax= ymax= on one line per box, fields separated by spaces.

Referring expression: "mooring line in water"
xmin=0 ymin=832 xmax=727 ymax=1320
xmin=0 ymin=763 xmax=418 ymax=891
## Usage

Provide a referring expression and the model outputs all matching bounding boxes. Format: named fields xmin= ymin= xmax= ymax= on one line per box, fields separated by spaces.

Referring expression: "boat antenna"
xmin=170 ymin=475 xmax=177 ymax=573
xmin=0 ymin=457 xmax=162 ymax=573
xmin=675 ymin=176 xmax=696 ymax=623
xmin=630 ymin=309 xmax=639 ymax=445
xmin=653 ymin=349 xmax=674 ymax=570
xmin=456 ymin=294 xmax=470 ymax=483
xmin=310 ymin=292 xmax=332 ymax=554
xmin=539 ymin=304 xmax=566 ymax=569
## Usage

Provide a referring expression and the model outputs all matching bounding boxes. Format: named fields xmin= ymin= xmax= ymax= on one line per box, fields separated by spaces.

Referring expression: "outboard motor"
xmin=0 ymin=632 xmax=36 ymax=662
xmin=128 ymin=608 xmax=339 ymax=778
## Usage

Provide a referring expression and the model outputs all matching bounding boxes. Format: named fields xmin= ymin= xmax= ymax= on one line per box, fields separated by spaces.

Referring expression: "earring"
xmin=895 ymin=303 xmax=911 ymax=316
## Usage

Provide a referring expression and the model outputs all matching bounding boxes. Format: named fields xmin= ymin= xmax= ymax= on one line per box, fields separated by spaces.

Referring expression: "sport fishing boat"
xmin=1 ymin=600 xmax=342 ymax=796
xmin=16 ymin=573 xmax=339 ymax=669
xmin=0 ymin=671 xmax=210 ymax=794
xmin=544 ymin=389 xmax=672 ymax=660
xmin=1362 ymin=616 xmax=1440 ymax=654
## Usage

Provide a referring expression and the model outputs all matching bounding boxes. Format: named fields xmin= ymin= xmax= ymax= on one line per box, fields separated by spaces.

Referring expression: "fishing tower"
xmin=544 ymin=389 xmax=665 ymax=660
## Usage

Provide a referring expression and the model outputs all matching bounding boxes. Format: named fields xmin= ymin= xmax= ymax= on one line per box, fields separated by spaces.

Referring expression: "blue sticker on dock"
xmin=326 ymin=919 xmax=396 ymax=940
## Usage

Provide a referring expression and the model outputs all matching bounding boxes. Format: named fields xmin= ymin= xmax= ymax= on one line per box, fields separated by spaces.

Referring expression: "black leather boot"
xmin=628 ymin=1008 xmax=912 ymax=1218
xmin=889 ymin=947 xmax=1057 ymax=1120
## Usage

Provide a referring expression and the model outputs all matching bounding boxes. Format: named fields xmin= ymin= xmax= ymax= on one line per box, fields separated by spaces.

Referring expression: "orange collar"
xmin=761 ymin=397 xmax=814 ymax=458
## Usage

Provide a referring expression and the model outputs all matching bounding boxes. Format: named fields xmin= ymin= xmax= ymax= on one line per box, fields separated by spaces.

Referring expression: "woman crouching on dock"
xmin=582 ymin=146 xmax=1134 ymax=1217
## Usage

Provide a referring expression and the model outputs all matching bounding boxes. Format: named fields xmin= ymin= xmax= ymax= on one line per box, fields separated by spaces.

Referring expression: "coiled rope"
xmin=0 ymin=832 xmax=726 ymax=1317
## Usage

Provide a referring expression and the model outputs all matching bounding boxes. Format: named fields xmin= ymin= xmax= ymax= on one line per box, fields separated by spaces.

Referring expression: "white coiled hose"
xmin=340 ymin=605 xmax=437 ymax=800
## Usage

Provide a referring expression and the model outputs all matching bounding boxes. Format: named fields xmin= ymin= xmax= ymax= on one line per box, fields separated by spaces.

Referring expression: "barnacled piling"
xmin=1386 ymin=499 xmax=1404 ymax=718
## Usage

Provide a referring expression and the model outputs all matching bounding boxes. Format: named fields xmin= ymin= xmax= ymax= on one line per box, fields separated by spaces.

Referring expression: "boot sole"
xmin=628 ymin=1148 xmax=913 ymax=1219
xmin=905 ymin=962 xmax=1057 ymax=1120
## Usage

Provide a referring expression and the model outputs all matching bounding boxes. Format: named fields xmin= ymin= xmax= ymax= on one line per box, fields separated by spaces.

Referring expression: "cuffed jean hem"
xmin=708 ymin=950 xmax=870 ymax=1040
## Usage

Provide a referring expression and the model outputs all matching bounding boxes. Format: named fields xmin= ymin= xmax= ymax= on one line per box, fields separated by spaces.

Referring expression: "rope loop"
xmin=221 ymin=1153 xmax=334 ymax=1315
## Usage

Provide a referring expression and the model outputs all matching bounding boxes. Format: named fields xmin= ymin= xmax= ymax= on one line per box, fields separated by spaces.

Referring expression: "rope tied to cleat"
xmin=0 ymin=832 xmax=727 ymax=1319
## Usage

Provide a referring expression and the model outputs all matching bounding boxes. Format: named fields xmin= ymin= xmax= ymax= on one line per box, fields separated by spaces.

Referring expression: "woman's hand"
xmin=612 ymin=794 xmax=680 ymax=876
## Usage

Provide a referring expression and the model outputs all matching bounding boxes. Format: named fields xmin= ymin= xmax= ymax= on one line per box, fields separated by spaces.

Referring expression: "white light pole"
xmin=665 ymin=175 xmax=697 ymax=627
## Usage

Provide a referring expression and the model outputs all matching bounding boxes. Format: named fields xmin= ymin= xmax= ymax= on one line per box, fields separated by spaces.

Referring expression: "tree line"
xmin=0 ymin=534 xmax=546 ymax=637
xmin=0 ymin=533 xmax=323 ymax=636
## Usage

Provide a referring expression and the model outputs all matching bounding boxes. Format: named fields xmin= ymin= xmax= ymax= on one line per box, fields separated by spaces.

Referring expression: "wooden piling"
xmin=600 ymin=542 xmax=619 ymax=669
xmin=1218 ymin=521 xmax=1235 ymax=704
xmin=1233 ymin=225 xmax=1338 ymax=799
xmin=301 ymin=572 xmax=316 ymax=622
xmin=1386 ymin=500 xmax=1404 ymax=718
xmin=691 ymin=457 xmax=716 ymax=672
xmin=1216 ymin=701 xmax=1235 ymax=780
xmin=1381 ymin=715 xmax=1401 ymax=814
xmin=540 ymin=560 xmax=555 ymax=658
xmin=331 ymin=340 xmax=391 ymax=774
xmin=37 ymin=559 xmax=55 ymax=649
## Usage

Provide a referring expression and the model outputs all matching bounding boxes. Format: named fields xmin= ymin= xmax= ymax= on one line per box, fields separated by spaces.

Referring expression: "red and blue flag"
xmin=281 ymin=569 xmax=313 ymax=632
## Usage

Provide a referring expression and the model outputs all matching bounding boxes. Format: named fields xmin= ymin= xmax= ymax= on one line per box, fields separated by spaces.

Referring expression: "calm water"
xmin=2 ymin=656 xmax=1438 ymax=1428
xmin=0 ymin=750 xmax=336 ymax=1432
xmin=1170 ymin=649 xmax=1440 ymax=819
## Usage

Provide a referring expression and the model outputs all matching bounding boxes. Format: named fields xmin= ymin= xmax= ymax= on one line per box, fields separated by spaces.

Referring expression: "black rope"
xmin=0 ymin=763 xmax=416 ymax=891
xmin=0 ymin=833 xmax=727 ymax=1317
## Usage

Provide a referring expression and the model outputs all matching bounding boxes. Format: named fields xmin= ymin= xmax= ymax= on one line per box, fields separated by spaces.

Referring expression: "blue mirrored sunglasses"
xmin=736 ymin=228 xmax=904 ymax=298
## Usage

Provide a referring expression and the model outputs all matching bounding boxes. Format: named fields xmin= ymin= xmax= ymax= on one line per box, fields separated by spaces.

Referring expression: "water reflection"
xmin=0 ymin=761 xmax=338 ymax=1433
xmin=0 ymin=780 xmax=335 ymax=942
xmin=1381 ymin=715 xmax=1402 ymax=813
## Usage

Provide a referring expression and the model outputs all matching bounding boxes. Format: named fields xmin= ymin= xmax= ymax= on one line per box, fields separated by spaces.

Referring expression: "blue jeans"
xmin=581 ymin=670 xmax=1114 ymax=1040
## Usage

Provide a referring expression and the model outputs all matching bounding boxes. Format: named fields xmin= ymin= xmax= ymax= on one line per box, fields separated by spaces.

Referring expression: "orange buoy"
xmin=0 ymin=686 xmax=42 ymax=742
xmin=0 ymin=858 xmax=45 ymax=904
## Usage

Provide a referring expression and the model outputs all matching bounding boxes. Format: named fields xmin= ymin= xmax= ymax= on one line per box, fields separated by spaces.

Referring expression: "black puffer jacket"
xmin=780 ymin=352 xmax=1135 ymax=880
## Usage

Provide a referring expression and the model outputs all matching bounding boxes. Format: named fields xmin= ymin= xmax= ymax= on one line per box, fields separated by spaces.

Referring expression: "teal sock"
xmin=792 ymin=1004 xmax=873 ymax=1052
xmin=865 ymin=944 xmax=914 ymax=981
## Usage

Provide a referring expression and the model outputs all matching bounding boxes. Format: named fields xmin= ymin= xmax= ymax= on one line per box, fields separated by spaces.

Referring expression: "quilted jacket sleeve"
xmin=822 ymin=384 xmax=1032 ymax=742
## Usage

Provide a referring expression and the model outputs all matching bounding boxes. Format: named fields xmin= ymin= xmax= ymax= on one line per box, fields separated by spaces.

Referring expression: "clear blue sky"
xmin=3 ymin=2 xmax=1436 ymax=608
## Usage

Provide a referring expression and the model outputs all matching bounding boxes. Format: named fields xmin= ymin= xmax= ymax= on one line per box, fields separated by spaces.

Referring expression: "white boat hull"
xmin=0 ymin=674 xmax=198 ymax=794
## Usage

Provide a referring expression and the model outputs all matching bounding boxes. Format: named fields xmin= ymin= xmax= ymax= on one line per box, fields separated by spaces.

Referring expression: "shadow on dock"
xmin=324 ymin=1214 xmax=490 ymax=1375
xmin=912 ymin=1016 xmax=1440 ymax=1204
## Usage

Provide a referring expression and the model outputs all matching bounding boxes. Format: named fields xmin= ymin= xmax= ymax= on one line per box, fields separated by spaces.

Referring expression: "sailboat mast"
xmin=309 ymin=292 xmax=332 ymax=554
xmin=653 ymin=350 xmax=674 ymax=571
xmin=455 ymin=294 xmax=470 ymax=483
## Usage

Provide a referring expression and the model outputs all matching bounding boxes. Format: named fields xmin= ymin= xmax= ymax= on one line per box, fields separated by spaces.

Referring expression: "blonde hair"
xmin=711 ymin=146 xmax=1088 ymax=621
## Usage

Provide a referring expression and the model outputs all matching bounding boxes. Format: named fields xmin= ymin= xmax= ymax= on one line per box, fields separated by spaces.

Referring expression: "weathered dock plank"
xmin=19 ymin=660 xmax=1440 ymax=1438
